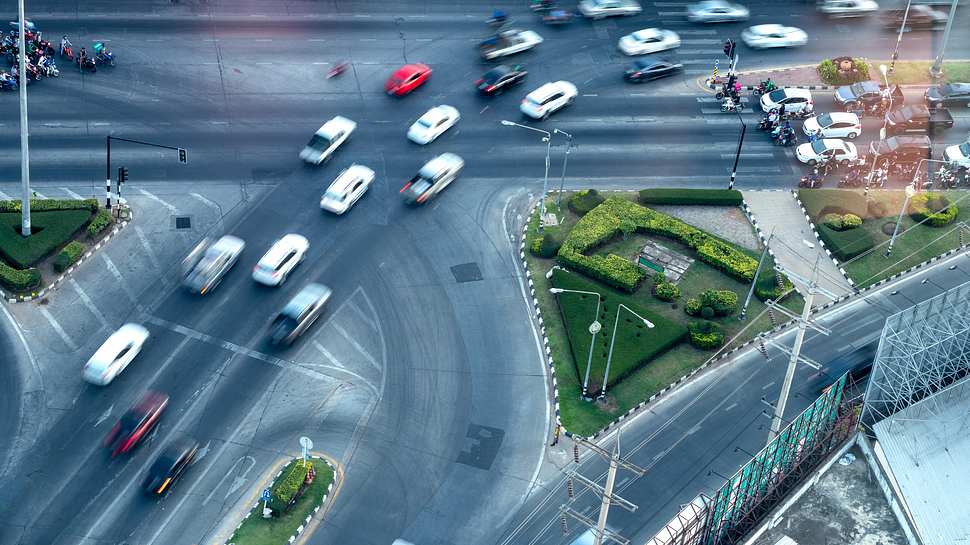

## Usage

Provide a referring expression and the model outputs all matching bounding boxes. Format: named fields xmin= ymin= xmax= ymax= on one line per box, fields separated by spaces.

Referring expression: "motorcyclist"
xmin=59 ymin=35 xmax=71 ymax=56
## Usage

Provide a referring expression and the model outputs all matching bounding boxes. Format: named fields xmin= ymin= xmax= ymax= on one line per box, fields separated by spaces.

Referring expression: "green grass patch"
xmin=883 ymin=60 xmax=970 ymax=86
xmin=0 ymin=210 xmax=94 ymax=268
xmin=229 ymin=459 xmax=335 ymax=545
xmin=797 ymin=189 xmax=869 ymax=221
xmin=816 ymin=224 xmax=875 ymax=261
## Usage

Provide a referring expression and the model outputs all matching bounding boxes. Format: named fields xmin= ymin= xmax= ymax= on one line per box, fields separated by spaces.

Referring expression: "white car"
xmin=686 ymin=0 xmax=749 ymax=23
xmin=299 ymin=116 xmax=356 ymax=165
xmin=741 ymin=25 xmax=808 ymax=49
xmin=408 ymin=105 xmax=460 ymax=145
xmin=321 ymin=164 xmax=376 ymax=214
xmin=578 ymin=0 xmax=642 ymax=19
xmin=183 ymin=235 xmax=246 ymax=295
xmin=944 ymin=141 xmax=970 ymax=168
xmin=400 ymin=153 xmax=465 ymax=204
xmin=818 ymin=0 xmax=878 ymax=16
xmin=761 ymin=87 xmax=814 ymax=115
xmin=82 ymin=324 xmax=150 ymax=386
xmin=479 ymin=29 xmax=543 ymax=60
xmin=520 ymin=81 xmax=578 ymax=120
xmin=796 ymin=139 xmax=858 ymax=166
xmin=803 ymin=112 xmax=862 ymax=139
xmin=252 ymin=234 xmax=309 ymax=286
xmin=618 ymin=29 xmax=681 ymax=56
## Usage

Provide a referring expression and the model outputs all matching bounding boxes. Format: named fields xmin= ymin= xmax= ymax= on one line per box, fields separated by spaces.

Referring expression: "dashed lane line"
xmin=762 ymin=381 xmax=776 ymax=390
xmin=331 ymin=322 xmax=381 ymax=371
xmin=136 ymin=188 xmax=178 ymax=213
xmin=99 ymin=253 xmax=140 ymax=306
xmin=60 ymin=187 xmax=85 ymax=199
xmin=69 ymin=279 xmax=110 ymax=330
xmin=39 ymin=307 xmax=79 ymax=351
xmin=133 ymin=226 xmax=171 ymax=288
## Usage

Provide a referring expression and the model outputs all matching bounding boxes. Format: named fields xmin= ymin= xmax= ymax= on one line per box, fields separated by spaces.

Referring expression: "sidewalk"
xmin=742 ymin=191 xmax=853 ymax=304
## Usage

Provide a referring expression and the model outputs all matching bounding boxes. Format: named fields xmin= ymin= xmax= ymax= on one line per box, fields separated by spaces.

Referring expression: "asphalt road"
xmin=0 ymin=1 xmax=968 ymax=545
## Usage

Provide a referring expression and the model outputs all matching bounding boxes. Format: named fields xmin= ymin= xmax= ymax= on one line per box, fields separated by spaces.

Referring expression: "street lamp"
xmin=550 ymin=288 xmax=602 ymax=400
xmin=502 ymin=120 xmax=552 ymax=232
xmin=728 ymin=108 xmax=746 ymax=191
xmin=886 ymin=183 xmax=917 ymax=257
xmin=929 ymin=0 xmax=961 ymax=79
xmin=553 ymin=128 xmax=573 ymax=214
xmin=601 ymin=304 xmax=654 ymax=399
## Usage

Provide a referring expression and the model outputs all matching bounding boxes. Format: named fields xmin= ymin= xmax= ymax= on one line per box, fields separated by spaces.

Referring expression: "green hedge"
xmin=817 ymin=58 xmax=871 ymax=85
xmin=685 ymin=297 xmax=701 ymax=316
xmin=557 ymin=198 xmax=760 ymax=293
xmin=688 ymin=320 xmax=725 ymax=350
xmin=0 ymin=262 xmax=41 ymax=292
xmin=638 ymin=189 xmax=743 ymax=207
xmin=0 ymin=210 xmax=94 ymax=268
xmin=909 ymin=193 xmax=958 ymax=227
xmin=653 ymin=281 xmax=680 ymax=302
xmin=568 ymin=189 xmax=606 ymax=217
xmin=817 ymin=224 xmax=875 ymax=261
xmin=270 ymin=460 xmax=311 ymax=513
xmin=797 ymin=189 xmax=868 ymax=221
xmin=700 ymin=289 xmax=738 ymax=316
xmin=53 ymin=241 xmax=86 ymax=273
xmin=0 ymin=198 xmax=98 ymax=213
xmin=87 ymin=208 xmax=113 ymax=238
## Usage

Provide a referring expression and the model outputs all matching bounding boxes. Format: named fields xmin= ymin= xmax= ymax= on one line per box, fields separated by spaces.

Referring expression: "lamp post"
xmin=886 ymin=183 xmax=917 ymax=257
xmin=550 ymin=288 xmax=602 ymax=400
xmin=929 ymin=0 xmax=960 ymax=79
xmin=502 ymin=120 xmax=551 ymax=232
xmin=888 ymin=0 xmax=913 ymax=74
xmin=553 ymin=128 xmax=573 ymax=214
xmin=728 ymin=108 xmax=746 ymax=191
xmin=16 ymin=1 xmax=31 ymax=236
xmin=601 ymin=304 xmax=654 ymax=399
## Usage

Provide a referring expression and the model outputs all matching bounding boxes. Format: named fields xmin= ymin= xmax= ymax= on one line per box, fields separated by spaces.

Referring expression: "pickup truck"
xmin=884 ymin=104 xmax=953 ymax=136
xmin=479 ymin=29 xmax=543 ymax=60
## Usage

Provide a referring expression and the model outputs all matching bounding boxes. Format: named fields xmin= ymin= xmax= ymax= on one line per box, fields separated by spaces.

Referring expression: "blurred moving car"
xmin=924 ymin=83 xmax=970 ymax=108
xmin=944 ymin=140 xmax=970 ymax=168
xmin=686 ymin=0 xmax=749 ymax=22
xmin=321 ymin=164 xmax=375 ymax=214
xmin=477 ymin=64 xmax=528 ymax=95
xmin=618 ymin=28 xmax=681 ymax=56
xmin=104 ymin=391 xmax=169 ymax=457
xmin=408 ymin=105 xmax=461 ymax=145
xmin=183 ymin=235 xmax=246 ymax=295
xmin=760 ymin=87 xmax=814 ymax=114
xmin=400 ymin=153 xmax=465 ymax=204
xmin=803 ymin=112 xmax=862 ymax=139
xmin=142 ymin=437 xmax=199 ymax=496
xmin=385 ymin=63 xmax=432 ymax=96
xmin=741 ymin=24 xmax=808 ymax=49
xmin=796 ymin=138 xmax=858 ymax=166
xmin=578 ymin=0 xmax=642 ymax=19
xmin=252 ymin=234 xmax=309 ymax=286
xmin=881 ymin=6 xmax=947 ymax=30
xmin=299 ymin=116 xmax=356 ymax=165
xmin=818 ymin=0 xmax=878 ymax=17
xmin=83 ymin=324 xmax=150 ymax=386
xmin=269 ymin=283 xmax=333 ymax=346
xmin=479 ymin=29 xmax=543 ymax=60
xmin=624 ymin=59 xmax=683 ymax=82
xmin=520 ymin=80 xmax=578 ymax=119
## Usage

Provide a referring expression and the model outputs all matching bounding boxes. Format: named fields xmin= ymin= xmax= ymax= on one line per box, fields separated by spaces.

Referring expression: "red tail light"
xmin=486 ymin=85 xmax=496 ymax=92
xmin=416 ymin=193 xmax=429 ymax=204
xmin=400 ymin=181 xmax=413 ymax=193
xmin=476 ymin=79 xmax=484 ymax=85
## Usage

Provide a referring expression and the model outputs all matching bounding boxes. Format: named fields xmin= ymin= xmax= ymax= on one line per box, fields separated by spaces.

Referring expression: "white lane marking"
xmin=308 ymin=38 xmax=326 ymax=42
xmin=762 ymin=381 xmax=776 ymax=390
xmin=685 ymin=424 xmax=702 ymax=436
xmin=344 ymin=299 xmax=379 ymax=330
xmin=312 ymin=340 xmax=348 ymax=371
xmin=136 ymin=189 xmax=177 ymax=213
xmin=133 ymin=227 xmax=169 ymax=287
xmin=680 ymin=39 xmax=721 ymax=44
xmin=582 ymin=93 xmax=598 ymax=97
xmin=93 ymin=404 xmax=114 ymax=427
xmin=189 ymin=192 xmax=222 ymax=214
xmin=60 ymin=187 xmax=85 ymax=199
xmin=32 ymin=191 xmax=49 ymax=199
xmin=99 ymin=253 xmax=139 ymax=306
xmin=39 ymin=308 xmax=79 ymax=351
xmin=720 ymin=153 xmax=775 ymax=159
xmin=0 ymin=190 xmax=11 ymax=199
xmin=332 ymin=322 xmax=381 ymax=371
xmin=724 ymin=402 xmax=738 ymax=412
xmin=657 ymin=10 xmax=686 ymax=15
xmin=201 ymin=455 xmax=256 ymax=506
xmin=69 ymin=278 xmax=110 ymax=330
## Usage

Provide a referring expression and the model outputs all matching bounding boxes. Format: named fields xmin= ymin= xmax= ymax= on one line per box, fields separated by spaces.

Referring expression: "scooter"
xmin=775 ymin=129 xmax=797 ymax=147
xmin=720 ymin=96 xmax=743 ymax=113
xmin=799 ymin=168 xmax=824 ymax=188
xmin=76 ymin=54 xmax=97 ymax=72
xmin=326 ymin=62 xmax=348 ymax=78
xmin=0 ymin=72 xmax=16 ymax=90
xmin=93 ymin=42 xmax=113 ymax=67
xmin=752 ymin=80 xmax=777 ymax=96
xmin=38 ymin=56 xmax=57 ymax=77
xmin=60 ymin=36 xmax=74 ymax=61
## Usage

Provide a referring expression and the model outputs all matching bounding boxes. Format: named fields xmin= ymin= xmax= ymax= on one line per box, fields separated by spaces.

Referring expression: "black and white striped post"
xmin=728 ymin=108 xmax=746 ymax=190
xmin=105 ymin=136 xmax=112 ymax=209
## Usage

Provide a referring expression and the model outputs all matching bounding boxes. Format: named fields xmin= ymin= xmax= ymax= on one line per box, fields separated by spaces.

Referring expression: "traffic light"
xmin=117 ymin=166 xmax=128 ymax=185
xmin=723 ymin=39 xmax=735 ymax=59
xmin=178 ymin=148 xmax=187 ymax=164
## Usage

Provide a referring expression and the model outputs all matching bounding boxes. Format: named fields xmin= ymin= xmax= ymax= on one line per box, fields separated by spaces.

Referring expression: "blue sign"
xmin=261 ymin=488 xmax=271 ymax=501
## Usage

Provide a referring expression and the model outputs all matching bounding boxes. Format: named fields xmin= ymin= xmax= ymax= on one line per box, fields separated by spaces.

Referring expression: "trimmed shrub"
xmin=530 ymin=235 xmax=543 ymax=256
xmin=817 ymin=58 xmax=870 ymax=85
xmin=688 ymin=320 xmax=725 ymax=350
xmin=700 ymin=306 xmax=715 ymax=319
xmin=651 ymin=272 xmax=666 ymax=286
xmin=817 ymin=224 xmax=875 ymax=261
xmin=797 ymin=189 xmax=868 ymax=221
xmin=823 ymin=213 xmax=863 ymax=232
xmin=0 ymin=262 xmax=41 ymax=292
xmin=685 ymin=298 xmax=701 ymax=316
xmin=0 ymin=198 xmax=98 ymax=213
xmin=638 ymin=189 xmax=743 ymax=207
xmin=0 ymin=210 xmax=94 ymax=268
xmin=568 ymin=189 xmax=606 ymax=216
xmin=822 ymin=213 xmax=844 ymax=231
xmin=756 ymin=268 xmax=795 ymax=302
xmin=270 ymin=460 xmax=312 ymax=513
xmin=909 ymin=193 xmax=958 ymax=227
xmin=700 ymin=289 xmax=738 ymax=316
xmin=842 ymin=213 xmax=862 ymax=230
xmin=532 ymin=229 xmax=565 ymax=258
xmin=87 ymin=208 xmax=113 ymax=238
xmin=53 ymin=241 xmax=86 ymax=273
xmin=653 ymin=281 xmax=681 ymax=302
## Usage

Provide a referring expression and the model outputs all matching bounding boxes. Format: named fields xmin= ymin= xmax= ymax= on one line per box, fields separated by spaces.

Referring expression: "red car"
xmin=104 ymin=391 xmax=169 ymax=457
xmin=385 ymin=63 xmax=432 ymax=96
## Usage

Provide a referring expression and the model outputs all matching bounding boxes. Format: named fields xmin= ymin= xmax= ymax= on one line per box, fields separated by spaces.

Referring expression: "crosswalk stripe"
xmin=681 ymin=39 xmax=722 ymax=44
xmin=60 ymin=187 xmax=84 ymax=199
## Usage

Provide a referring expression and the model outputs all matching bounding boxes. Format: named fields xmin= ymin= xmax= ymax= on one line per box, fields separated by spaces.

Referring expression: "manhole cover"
xmin=456 ymin=424 xmax=504 ymax=471
xmin=450 ymin=262 xmax=483 ymax=283
xmin=174 ymin=216 xmax=192 ymax=230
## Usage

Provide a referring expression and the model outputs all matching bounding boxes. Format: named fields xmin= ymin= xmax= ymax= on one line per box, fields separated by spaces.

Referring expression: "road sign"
xmin=299 ymin=436 xmax=313 ymax=463
xmin=261 ymin=488 xmax=271 ymax=501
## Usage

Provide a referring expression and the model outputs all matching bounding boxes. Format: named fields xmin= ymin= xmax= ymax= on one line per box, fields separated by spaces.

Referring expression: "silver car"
xmin=578 ymin=0 xmax=642 ymax=19
xmin=686 ymin=1 xmax=749 ymax=23
xmin=269 ymin=283 xmax=332 ymax=346
xmin=183 ymin=235 xmax=246 ymax=295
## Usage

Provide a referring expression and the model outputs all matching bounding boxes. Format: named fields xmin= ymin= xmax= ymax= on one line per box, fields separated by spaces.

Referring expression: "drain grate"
xmin=174 ymin=216 xmax=192 ymax=230
xmin=450 ymin=262 xmax=483 ymax=283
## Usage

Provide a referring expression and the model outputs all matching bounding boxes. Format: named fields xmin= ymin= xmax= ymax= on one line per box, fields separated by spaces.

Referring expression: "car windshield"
xmin=766 ymin=89 xmax=787 ymax=103
xmin=817 ymin=113 xmax=833 ymax=127
xmin=483 ymin=69 xmax=506 ymax=83
xmin=306 ymin=134 xmax=330 ymax=150
xmin=417 ymin=117 xmax=435 ymax=129
xmin=324 ymin=189 xmax=346 ymax=201
xmin=411 ymin=179 xmax=433 ymax=195
xmin=849 ymin=82 xmax=867 ymax=96
xmin=811 ymin=141 xmax=829 ymax=154
xmin=960 ymin=143 xmax=970 ymax=155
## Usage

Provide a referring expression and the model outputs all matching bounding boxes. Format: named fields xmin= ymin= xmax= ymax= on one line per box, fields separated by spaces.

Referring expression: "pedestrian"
xmin=733 ymin=81 xmax=741 ymax=96
xmin=778 ymin=103 xmax=786 ymax=119
xmin=550 ymin=423 xmax=561 ymax=447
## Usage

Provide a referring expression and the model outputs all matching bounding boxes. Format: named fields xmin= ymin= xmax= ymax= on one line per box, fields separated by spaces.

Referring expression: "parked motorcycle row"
xmin=0 ymin=20 xmax=114 ymax=90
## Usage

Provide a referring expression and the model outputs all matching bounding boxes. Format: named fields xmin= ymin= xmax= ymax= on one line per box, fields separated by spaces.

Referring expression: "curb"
xmin=1 ymin=205 xmax=132 ymax=303
xmin=790 ymin=190 xmax=857 ymax=287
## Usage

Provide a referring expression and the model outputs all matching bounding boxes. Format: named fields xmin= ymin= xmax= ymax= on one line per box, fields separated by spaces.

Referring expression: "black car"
xmin=142 ymin=437 xmax=199 ymax=495
xmin=476 ymin=64 xmax=527 ymax=95
xmin=881 ymin=5 xmax=947 ymax=30
xmin=925 ymin=82 xmax=970 ymax=108
xmin=834 ymin=81 xmax=884 ymax=108
xmin=869 ymin=135 xmax=932 ymax=164
xmin=624 ymin=59 xmax=683 ymax=83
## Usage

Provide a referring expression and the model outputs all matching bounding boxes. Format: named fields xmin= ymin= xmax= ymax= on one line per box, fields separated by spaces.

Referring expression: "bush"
xmin=87 ymin=208 xmax=113 ymax=238
xmin=531 ymin=229 xmax=565 ymax=258
xmin=822 ymin=213 xmax=844 ymax=231
xmin=638 ymin=189 xmax=743 ymax=207
xmin=842 ymin=213 xmax=862 ymax=230
xmin=700 ymin=306 xmax=715 ymax=319
xmin=755 ymin=268 xmax=795 ymax=302
xmin=909 ymin=193 xmax=958 ymax=227
xmin=797 ymin=189 xmax=868 ymax=221
xmin=817 ymin=224 xmax=875 ymax=261
xmin=568 ymin=189 xmax=606 ymax=217
xmin=0 ymin=262 xmax=40 ymax=292
xmin=817 ymin=58 xmax=870 ymax=85
xmin=53 ymin=241 xmax=86 ymax=273
xmin=700 ymin=289 xmax=738 ymax=316
xmin=685 ymin=298 xmax=701 ymax=316
xmin=651 ymin=272 xmax=666 ymax=286
xmin=688 ymin=320 xmax=725 ymax=350
xmin=0 ymin=198 xmax=98 ymax=213
xmin=270 ymin=460 xmax=312 ymax=513
xmin=653 ymin=281 xmax=680 ymax=302
xmin=823 ymin=213 xmax=863 ymax=231
xmin=0 ymin=210 xmax=94 ymax=268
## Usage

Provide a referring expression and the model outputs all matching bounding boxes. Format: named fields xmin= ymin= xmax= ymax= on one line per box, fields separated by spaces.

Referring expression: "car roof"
xmin=392 ymin=64 xmax=429 ymax=79
xmin=317 ymin=116 xmax=355 ymax=138
xmin=282 ymin=283 xmax=332 ymax=317
xmin=208 ymin=235 xmax=244 ymax=256
xmin=151 ymin=437 xmax=197 ymax=472
xmin=485 ymin=65 xmax=511 ymax=77
xmin=822 ymin=111 xmax=859 ymax=124
xmin=940 ymin=82 xmax=970 ymax=95
xmin=750 ymin=24 xmax=792 ymax=33
xmin=420 ymin=107 xmax=448 ymax=124
xmin=90 ymin=324 xmax=148 ymax=364
xmin=778 ymin=87 xmax=812 ymax=98
xmin=632 ymin=28 xmax=660 ymax=38
xmin=820 ymin=139 xmax=850 ymax=149
xmin=529 ymin=81 xmax=574 ymax=100
xmin=259 ymin=235 xmax=306 ymax=266
xmin=421 ymin=153 xmax=463 ymax=177
xmin=852 ymin=81 xmax=882 ymax=93
xmin=329 ymin=165 xmax=374 ymax=193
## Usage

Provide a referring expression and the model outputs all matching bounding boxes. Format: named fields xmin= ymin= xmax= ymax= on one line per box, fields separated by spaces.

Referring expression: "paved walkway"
xmin=743 ymin=191 xmax=854 ymax=304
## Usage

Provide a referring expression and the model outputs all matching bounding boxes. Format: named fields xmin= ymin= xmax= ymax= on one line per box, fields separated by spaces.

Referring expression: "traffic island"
xmin=227 ymin=455 xmax=338 ymax=545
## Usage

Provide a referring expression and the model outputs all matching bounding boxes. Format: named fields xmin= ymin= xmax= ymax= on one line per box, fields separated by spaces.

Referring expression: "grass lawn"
xmin=0 ymin=210 xmax=93 ymax=268
xmin=880 ymin=60 xmax=970 ymax=86
xmin=527 ymin=193 xmax=803 ymax=436
xmin=229 ymin=459 xmax=335 ymax=545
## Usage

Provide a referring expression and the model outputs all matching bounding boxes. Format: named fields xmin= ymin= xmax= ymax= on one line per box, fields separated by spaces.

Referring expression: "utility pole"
xmin=740 ymin=229 xmax=773 ymax=320
xmin=17 ymin=0 xmax=31 ymax=236
xmin=929 ymin=0 xmax=960 ymax=79
xmin=888 ymin=0 xmax=913 ymax=74
xmin=554 ymin=128 xmax=573 ymax=215
xmin=561 ymin=433 xmax=645 ymax=545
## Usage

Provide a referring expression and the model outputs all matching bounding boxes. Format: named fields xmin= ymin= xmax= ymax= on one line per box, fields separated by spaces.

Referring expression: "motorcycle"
xmin=76 ymin=54 xmax=97 ymax=72
xmin=774 ymin=128 xmax=797 ymax=146
xmin=799 ymin=168 xmax=824 ymax=189
xmin=93 ymin=42 xmax=113 ymax=67
xmin=326 ymin=61 xmax=348 ymax=78
xmin=720 ymin=96 xmax=743 ymax=113
xmin=752 ymin=79 xmax=777 ymax=97
xmin=60 ymin=37 xmax=74 ymax=61
xmin=38 ymin=56 xmax=57 ymax=77
xmin=0 ymin=72 xmax=16 ymax=90
xmin=530 ymin=0 xmax=554 ymax=12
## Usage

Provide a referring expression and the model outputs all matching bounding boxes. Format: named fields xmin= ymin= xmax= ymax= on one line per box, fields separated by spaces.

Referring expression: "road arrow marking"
xmin=94 ymin=405 xmax=114 ymax=427
xmin=196 ymin=440 xmax=212 ymax=462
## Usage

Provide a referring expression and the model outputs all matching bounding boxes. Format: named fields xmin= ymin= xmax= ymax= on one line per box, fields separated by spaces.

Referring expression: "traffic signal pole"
xmin=17 ymin=0 xmax=31 ymax=236
xmin=105 ymin=136 xmax=187 ymax=210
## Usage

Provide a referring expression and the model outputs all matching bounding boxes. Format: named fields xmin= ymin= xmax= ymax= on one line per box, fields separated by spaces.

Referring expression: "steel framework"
xmin=862 ymin=279 xmax=970 ymax=427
